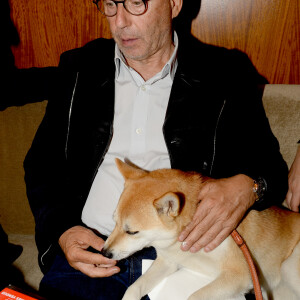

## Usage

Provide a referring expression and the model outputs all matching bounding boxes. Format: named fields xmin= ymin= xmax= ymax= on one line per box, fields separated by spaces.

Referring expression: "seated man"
xmin=7 ymin=0 xmax=288 ymax=299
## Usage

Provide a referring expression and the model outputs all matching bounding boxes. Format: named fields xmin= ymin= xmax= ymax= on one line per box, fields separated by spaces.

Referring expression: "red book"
xmin=0 ymin=286 xmax=45 ymax=300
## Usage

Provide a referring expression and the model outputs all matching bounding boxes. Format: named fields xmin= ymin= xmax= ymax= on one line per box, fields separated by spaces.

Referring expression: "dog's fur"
xmin=102 ymin=159 xmax=300 ymax=300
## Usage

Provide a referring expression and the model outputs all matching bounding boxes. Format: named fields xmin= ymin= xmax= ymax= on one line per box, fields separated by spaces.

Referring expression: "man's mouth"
xmin=121 ymin=38 xmax=138 ymax=47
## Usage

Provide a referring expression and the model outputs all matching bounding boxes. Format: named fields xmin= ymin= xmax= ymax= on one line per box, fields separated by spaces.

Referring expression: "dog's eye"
xmin=126 ymin=230 xmax=139 ymax=235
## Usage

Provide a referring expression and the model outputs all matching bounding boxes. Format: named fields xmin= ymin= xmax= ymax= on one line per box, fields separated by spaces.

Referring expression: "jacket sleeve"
xmin=23 ymin=38 xmax=114 ymax=272
xmin=214 ymin=50 xmax=288 ymax=210
xmin=23 ymin=49 xmax=85 ymax=272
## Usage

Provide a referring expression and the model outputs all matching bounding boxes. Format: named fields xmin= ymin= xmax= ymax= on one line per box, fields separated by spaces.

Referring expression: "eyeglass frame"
xmin=93 ymin=0 xmax=149 ymax=17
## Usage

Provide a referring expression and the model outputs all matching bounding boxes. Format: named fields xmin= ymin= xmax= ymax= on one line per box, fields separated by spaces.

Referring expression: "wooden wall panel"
xmin=10 ymin=0 xmax=112 ymax=67
xmin=9 ymin=0 xmax=300 ymax=83
xmin=192 ymin=0 xmax=300 ymax=84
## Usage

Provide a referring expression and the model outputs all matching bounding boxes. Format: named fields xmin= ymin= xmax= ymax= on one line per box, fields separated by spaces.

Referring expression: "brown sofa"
xmin=0 ymin=84 xmax=299 ymax=291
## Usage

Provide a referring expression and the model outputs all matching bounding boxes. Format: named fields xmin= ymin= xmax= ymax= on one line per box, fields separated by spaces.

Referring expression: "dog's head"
xmin=101 ymin=159 xmax=201 ymax=260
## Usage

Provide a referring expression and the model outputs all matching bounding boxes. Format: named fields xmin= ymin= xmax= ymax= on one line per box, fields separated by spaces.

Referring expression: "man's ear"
xmin=115 ymin=158 xmax=148 ymax=180
xmin=170 ymin=0 xmax=183 ymax=19
xmin=154 ymin=192 xmax=183 ymax=218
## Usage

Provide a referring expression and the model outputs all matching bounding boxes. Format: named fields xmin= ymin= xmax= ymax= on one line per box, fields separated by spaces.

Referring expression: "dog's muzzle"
xmin=101 ymin=248 xmax=113 ymax=259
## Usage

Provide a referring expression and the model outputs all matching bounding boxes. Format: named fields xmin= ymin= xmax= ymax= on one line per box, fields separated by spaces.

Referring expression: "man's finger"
xmin=180 ymin=213 xmax=215 ymax=251
xmin=285 ymin=191 xmax=292 ymax=209
xmin=178 ymin=213 xmax=207 ymax=246
xmin=178 ymin=198 xmax=213 ymax=243
xmin=178 ymin=220 xmax=197 ymax=243
xmin=84 ymin=232 xmax=106 ymax=252
xmin=187 ymin=220 xmax=224 ymax=253
xmin=290 ymin=196 xmax=300 ymax=212
xmin=203 ymin=227 xmax=231 ymax=252
xmin=72 ymin=247 xmax=117 ymax=266
xmin=76 ymin=262 xmax=120 ymax=278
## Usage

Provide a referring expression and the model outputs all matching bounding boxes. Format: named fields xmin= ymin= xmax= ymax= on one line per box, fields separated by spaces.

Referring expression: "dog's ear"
xmin=115 ymin=158 xmax=148 ymax=180
xmin=154 ymin=192 xmax=182 ymax=218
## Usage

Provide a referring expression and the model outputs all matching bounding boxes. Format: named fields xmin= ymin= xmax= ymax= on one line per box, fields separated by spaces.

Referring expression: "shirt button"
xmin=136 ymin=128 xmax=143 ymax=135
xmin=141 ymin=85 xmax=146 ymax=91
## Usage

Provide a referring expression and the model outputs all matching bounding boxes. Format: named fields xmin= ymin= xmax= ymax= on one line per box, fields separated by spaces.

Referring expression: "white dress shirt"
xmin=81 ymin=34 xmax=179 ymax=236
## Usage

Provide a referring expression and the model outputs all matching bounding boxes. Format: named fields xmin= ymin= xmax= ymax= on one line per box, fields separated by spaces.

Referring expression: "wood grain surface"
xmin=9 ymin=0 xmax=300 ymax=83
xmin=192 ymin=0 xmax=300 ymax=83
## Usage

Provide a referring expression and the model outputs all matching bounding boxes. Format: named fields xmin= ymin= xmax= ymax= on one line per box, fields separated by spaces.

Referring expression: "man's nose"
xmin=114 ymin=4 xmax=131 ymax=28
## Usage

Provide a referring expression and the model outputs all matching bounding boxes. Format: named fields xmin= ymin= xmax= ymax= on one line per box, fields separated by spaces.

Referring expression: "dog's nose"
xmin=101 ymin=248 xmax=113 ymax=259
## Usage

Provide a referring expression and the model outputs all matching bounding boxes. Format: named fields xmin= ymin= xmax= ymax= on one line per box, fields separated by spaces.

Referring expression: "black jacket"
xmin=14 ymin=38 xmax=287 ymax=272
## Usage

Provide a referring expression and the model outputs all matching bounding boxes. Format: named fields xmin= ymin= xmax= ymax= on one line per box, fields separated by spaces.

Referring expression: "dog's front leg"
xmin=122 ymin=256 xmax=178 ymax=300
xmin=187 ymin=270 xmax=251 ymax=300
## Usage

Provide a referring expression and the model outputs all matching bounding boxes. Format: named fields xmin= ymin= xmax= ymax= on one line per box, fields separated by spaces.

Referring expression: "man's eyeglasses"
xmin=93 ymin=0 xmax=148 ymax=17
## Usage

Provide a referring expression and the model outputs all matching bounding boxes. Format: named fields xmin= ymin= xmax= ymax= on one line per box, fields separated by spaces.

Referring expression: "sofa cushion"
xmin=262 ymin=84 xmax=300 ymax=167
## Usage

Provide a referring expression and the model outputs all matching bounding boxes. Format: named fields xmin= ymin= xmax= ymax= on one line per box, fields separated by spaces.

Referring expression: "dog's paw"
xmin=122 ymin=286 xmax=141 ymax=300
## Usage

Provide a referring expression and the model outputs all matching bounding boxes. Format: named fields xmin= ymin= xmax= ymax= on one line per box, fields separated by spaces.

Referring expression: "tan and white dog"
xmin=102 ymin=159 xmax=300 ymax=300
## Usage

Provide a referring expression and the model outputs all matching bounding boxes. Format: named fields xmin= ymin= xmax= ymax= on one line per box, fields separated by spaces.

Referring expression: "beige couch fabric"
xmin=263 ymin=84 xmax=300 ymax=167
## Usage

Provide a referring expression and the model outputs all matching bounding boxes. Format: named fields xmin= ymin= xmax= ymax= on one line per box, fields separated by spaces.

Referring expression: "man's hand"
xmin=179 ymin=175 xmax=256 ymax=253
xmin=59 ymin=226 xmax=120 ymax=277
xmin=286 ymin=146 xmax=300 ymax=212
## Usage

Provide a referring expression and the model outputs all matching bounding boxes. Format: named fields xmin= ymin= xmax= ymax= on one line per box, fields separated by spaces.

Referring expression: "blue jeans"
xmin=39 ymin=247 xmax=157 ymax=300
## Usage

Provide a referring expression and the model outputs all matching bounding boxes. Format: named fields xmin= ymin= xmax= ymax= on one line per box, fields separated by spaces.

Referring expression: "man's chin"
xmin=118 ymin=47 xmax=148 ymax=62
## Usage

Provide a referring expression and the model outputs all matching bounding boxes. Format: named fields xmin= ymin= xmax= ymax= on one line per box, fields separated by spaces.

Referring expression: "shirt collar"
xmin=114 ymin=31 xmax=179 ymax=83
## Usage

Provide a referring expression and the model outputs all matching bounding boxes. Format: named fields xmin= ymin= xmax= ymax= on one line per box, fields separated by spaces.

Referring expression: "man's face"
xmin=107 ymin=0 xmax=181 ymax=63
